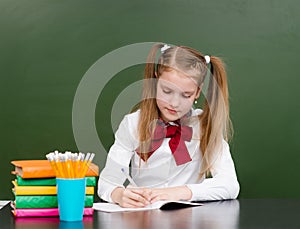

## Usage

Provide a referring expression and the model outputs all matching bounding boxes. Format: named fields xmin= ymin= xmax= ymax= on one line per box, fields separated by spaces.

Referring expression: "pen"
xmin=121 ymin=168 xmax=137 ymax=187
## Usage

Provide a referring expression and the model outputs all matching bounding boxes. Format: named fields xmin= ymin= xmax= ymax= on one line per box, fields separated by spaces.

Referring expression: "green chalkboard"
xmin=1 ymin=0 xmax=300 ymax=200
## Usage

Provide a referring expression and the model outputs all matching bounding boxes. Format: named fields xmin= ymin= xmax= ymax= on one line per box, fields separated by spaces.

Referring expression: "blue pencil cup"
xmin=56 ymin=178 xmax=86 ymax=221
xmin=59 ymin=221 xmax=84 ymax=229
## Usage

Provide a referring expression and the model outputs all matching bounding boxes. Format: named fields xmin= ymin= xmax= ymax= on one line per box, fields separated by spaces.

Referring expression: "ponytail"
xmin=138 ymin=43 xmax=164 ymax=159
xmin=199 ymin=56 xmax=232 ymax=177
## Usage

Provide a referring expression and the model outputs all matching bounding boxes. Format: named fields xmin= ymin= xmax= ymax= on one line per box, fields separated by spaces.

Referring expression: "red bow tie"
xmin=136 ymin=121 xmax=193 ymax=166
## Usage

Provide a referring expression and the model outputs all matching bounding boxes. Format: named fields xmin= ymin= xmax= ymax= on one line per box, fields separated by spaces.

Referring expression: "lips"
xmin=166 ymin=108 xmax=177 ymax=114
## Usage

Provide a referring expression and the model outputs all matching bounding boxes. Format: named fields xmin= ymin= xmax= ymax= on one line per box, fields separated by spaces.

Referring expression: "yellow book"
xmin=12 ymin=180 xmax=94 ymax=195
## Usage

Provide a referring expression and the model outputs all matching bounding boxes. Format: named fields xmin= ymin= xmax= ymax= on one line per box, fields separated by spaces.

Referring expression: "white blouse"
xmin=98 ymin=109 xmax=240 ymax=202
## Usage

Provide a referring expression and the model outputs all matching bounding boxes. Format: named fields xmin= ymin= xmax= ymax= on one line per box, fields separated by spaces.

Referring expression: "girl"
xmin=98 ymin=43 xmax=239 ymax=208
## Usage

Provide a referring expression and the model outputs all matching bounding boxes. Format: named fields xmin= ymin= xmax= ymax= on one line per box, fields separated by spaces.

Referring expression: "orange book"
xmin=11 ymin=160 xmax=99 ymax=178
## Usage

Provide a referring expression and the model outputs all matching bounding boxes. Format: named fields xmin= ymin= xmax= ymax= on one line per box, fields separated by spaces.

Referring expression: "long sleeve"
xmin=186 ymin=141 xmax=240 ymax=201
xmin=97 ymin=109 xmax=240 ymax=202
xmin=97 ymin=113 xmax=139 ymax=202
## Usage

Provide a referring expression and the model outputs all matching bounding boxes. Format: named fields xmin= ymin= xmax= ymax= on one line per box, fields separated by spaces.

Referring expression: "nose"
xmin=169 ymin=94 xmax=180 ymax=108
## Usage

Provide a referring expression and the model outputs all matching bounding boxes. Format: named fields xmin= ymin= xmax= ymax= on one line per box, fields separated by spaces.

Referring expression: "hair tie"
xmin=204 ymin=55 xmax=210 ymax=64
xmin=161 ymin=44 xmax=171 ymax=53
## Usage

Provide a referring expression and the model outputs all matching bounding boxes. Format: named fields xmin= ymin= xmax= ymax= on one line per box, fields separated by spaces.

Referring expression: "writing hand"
xmin=111 ymin=187 xmax=152 ymax=208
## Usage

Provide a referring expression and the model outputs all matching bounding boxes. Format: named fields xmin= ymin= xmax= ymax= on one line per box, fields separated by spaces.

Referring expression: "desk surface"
xmin=1 ymin=199 xmax=300 ymax=229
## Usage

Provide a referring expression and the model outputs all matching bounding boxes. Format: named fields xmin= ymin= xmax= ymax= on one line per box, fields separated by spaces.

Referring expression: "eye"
xmin=182 ymin=93 xmax=192 ymax=98
xmin=163 ymin=89 xmax=172 ymax=94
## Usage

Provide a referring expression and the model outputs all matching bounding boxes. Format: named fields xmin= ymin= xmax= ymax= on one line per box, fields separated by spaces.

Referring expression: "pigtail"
xmin=199 ymin=56 xmax=232 ymax=177
xmin=138 ymin=43 xmax=164 ymax=159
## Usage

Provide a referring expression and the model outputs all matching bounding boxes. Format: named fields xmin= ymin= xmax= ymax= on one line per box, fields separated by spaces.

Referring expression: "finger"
xmin=150 ymin=196 xmax=159 ymax=203
xmin=129 ymin=188 xmax=145 ymax=195
xmin=121 ymin=191 xmax=145 ymax=207
xmin=130 ymin=187 xmax=152 ymax=200
xmin=150 ymin=193 xmax=168 ymax=203
xmin=122 ymin=196 xmax=146 ymax=208
xmin=141 ymin=188 xmax=152 ymax=201
xmin=130 ymin=189 xmax=151 ymax=203
xmin=124 ymin=189 xmax=149 ymax=205
xmin=149 ymin=191 xmax=159 ymax=202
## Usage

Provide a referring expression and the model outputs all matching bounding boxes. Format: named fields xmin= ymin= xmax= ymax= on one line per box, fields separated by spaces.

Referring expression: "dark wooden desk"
xmin=1 ymin=199 xmax=300 ymax=229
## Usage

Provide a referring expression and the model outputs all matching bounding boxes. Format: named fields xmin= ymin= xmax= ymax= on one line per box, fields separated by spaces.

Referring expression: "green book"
xmin=16 ymin=176 xmax=97 ymax=186
xmin=14 ymin=195 xmax=94 ymax=208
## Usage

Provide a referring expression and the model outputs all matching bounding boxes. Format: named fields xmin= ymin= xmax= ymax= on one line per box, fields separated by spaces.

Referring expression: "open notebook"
xmin=93 ymin=200 xmax=203 ymax=213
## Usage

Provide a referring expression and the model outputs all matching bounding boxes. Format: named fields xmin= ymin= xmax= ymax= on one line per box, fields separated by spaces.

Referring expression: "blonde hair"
xmin=137 ymin=43 xmax=232 ymax=177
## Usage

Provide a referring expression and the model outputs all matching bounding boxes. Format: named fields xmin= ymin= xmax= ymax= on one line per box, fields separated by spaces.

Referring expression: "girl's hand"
xmin=111 ymin=187 xmax=152 ymax=208
xmin=149 ymin=186 xmax=192 ymax=203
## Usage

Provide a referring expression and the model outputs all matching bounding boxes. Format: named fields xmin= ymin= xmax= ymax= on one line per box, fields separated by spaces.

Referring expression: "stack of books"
xmin=10 ymin=160 xmax=99 ymax=217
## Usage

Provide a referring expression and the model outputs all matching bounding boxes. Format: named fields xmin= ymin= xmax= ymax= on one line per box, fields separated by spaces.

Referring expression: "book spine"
xmin=14 ymin=195 xmax=94 ymax=208
xmin=16 ymin=176 xmax=56 ymax=186
xmin=12 ymin=207 xmax=94 ymax=217
xmin=11 ymin=160 xmax=99 ymax=178
xmin=21 ymin=167 xmax=55 ymax=178
xmin=13 ymin=185 xmax=94 ymax=195
xmin=16 ymin=176 xmax=96 ymax=186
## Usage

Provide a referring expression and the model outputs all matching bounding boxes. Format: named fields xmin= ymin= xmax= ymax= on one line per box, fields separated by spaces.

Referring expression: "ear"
xmin=195 ymin=83 xmax=203 ymax=99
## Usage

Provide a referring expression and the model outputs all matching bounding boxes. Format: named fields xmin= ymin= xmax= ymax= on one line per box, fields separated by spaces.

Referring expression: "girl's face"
xmin=156 ymin=69 xmax=200 ymax=122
